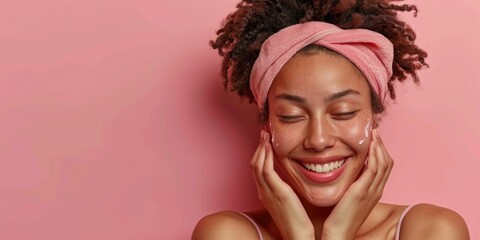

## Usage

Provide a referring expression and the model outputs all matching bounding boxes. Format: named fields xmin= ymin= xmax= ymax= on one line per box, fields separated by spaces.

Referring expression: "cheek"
xmin=269 ymin=117 xmax=373 ymax=156
xmin=268 ymin=123 xmax=299 ymax=156
xmin=335 ymin=117 xmax=372 ymax=152
xmin=357 ymin=118 xmax=372 ymax=145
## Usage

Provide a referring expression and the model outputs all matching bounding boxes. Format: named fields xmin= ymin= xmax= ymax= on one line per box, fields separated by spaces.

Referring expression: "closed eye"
xmin=278 ymin=115 xmax=304 ymax=123
xmin=331 ymin=111 xmax=358 ymax=120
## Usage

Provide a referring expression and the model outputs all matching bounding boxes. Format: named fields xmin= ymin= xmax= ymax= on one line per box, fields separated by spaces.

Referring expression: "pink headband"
xmin=249 ymin=21 xmax=393 ymax=111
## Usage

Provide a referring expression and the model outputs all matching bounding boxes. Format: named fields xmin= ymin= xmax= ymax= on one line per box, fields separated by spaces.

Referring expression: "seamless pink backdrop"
xmin=0 ymin=0 xmax=478 ymax=239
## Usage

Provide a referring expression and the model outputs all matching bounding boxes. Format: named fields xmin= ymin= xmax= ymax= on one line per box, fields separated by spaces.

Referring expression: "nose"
xmin=303 ymin=118 xmax=336 ymax=152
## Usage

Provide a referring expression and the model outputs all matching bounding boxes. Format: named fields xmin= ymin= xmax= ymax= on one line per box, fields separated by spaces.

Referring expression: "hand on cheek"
xmin=251 ymin=130 xmax=314 ymax=240
xmin=323 ymin=129 xmax=394 ymax=239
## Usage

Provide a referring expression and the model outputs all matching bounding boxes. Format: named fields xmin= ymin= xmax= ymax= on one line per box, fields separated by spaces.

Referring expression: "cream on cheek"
xmin=268 ymin=122 xmax=280 ymax=148
xmin=358 ymin=118 xmax=372 ymax=145
xmin=268 ymin=116 xmax=372 ymax=155
xmin=331 ymin=116 xmax=371 ymax=154
xmin=267 ymin=121 xmax=299 ymax=159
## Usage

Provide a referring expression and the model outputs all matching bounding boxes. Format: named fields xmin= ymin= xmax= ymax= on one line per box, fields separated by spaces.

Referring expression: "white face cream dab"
xmin=358 ymin=119 xmax=371 ymax=145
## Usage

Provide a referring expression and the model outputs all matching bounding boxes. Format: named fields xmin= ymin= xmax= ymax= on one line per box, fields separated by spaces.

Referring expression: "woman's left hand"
xmin=322 ymin=129 xmax=394 ymax=240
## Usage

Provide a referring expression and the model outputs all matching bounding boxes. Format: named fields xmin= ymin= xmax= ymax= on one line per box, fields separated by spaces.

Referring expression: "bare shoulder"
xmin=399 ymin=203 xmax=470 ymax=240
xmin=192 ymin=211 xmax=261 ymax=240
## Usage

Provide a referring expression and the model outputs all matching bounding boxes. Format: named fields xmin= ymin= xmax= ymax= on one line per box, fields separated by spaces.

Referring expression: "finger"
xmin=371 ymin=131 xmax=394 ymax=192
xmin=356 ymin=133 xmax=378 ymax=188
xmin=251 ymin=131 xmax=270 ymax=192
xmin=255 ymin=131 xmax=268 ymax=175
xmin=369 ymin=130 xmax=388 ymax=188
xmin=368 ymin=131 xmax=393 ymax=201
xmin=263 ymin=133 xmax=274 ymax=172
xmin=263 ymin=137 xmax=289 ymax=194
xmin=375 ymin=131 xmax=394 ymax=172
xmin=250 ymin=130 xmax=266 ymax=167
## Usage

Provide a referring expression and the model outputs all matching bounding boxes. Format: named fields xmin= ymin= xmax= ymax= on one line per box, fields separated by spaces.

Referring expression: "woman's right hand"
xmin=251 ymin=130 xmax=314 ymax=240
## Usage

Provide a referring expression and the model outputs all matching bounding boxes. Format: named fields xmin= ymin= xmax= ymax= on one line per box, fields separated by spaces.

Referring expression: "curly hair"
xmin=210 ymin=0 xmax=428 ymax=112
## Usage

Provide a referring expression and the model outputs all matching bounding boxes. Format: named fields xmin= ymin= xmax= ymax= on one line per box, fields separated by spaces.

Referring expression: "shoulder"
xmin=192 ymin=211 xmax=262 ymax=240
xmin=399 ymin=203 xmax=470 ymax=240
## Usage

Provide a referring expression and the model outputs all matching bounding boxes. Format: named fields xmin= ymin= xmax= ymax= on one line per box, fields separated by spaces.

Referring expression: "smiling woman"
xmin=267 ymin=49 xmax=375 ymax=207
xmin=192 ymin=0 xmax=470 ymax=239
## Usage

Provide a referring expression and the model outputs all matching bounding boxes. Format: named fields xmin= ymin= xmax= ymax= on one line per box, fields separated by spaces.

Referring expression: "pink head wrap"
xmin=249 ymin=21 xmax=393 ymax=111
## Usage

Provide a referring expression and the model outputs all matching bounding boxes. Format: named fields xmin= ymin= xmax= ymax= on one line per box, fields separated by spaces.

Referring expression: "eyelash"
xmin=278 ymin=115 xmax=303 ymax=123
xmin=331 ymin=111 xmax=358 ymax=120
xmin=278 ymin=110 xmax=359 ymax=123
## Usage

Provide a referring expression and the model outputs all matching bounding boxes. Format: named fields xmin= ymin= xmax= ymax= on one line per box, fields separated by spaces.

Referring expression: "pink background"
xmin=0 ymin=0 xmax=478 ymax=239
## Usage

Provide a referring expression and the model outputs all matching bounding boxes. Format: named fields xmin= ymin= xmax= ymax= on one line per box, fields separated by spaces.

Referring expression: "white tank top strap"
xmin=395 ymin=205 xmax=415 ymax=240
xmin=237 ymin=212 xmax=264 ymax=240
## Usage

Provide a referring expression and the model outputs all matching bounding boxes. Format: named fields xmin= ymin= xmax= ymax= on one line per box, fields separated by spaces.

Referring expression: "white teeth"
xmin=302 ymin=159 xmax=346 ymax=173
xmin=322 ymin=163 xmax=330 ymax=172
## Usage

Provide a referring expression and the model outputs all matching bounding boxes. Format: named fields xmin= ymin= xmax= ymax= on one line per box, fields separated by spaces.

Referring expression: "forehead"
xmin=269 ymin=51 xmax=370 ymax=97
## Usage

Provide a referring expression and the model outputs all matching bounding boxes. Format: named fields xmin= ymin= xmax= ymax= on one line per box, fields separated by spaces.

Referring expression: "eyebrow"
xmin=274 ymin=89 xmax=361 ymax=104
xmin=274 ymin=93 xmax=306 ymax=104
xmin=325 ymin=89 xmax=361 ymax=102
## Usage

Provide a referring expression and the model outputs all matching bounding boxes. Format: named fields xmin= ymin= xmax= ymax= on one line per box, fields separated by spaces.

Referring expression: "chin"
xmin=277 ymin=162 xmax=356 ymax=208
xmin=301 ymin=188 xmax=344 ymax=207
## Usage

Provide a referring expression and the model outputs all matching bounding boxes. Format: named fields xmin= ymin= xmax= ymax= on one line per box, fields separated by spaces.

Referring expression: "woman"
xmin=193 ymin=0 xmax=470 ymax=239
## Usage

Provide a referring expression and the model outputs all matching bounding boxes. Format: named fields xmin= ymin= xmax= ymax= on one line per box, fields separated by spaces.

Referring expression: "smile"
xmin=301 ymin=159 xmax=346 ymax=173
xmin=295 ymin=157 xmax=350 ymax=184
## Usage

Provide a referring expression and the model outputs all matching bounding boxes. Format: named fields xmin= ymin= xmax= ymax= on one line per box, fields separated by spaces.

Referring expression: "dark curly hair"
xmin=210 ymin=0 xmax=428 ymax=115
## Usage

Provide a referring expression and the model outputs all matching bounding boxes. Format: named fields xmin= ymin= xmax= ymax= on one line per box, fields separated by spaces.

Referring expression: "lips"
xmin=294 ymin=157 xmax=350 ymax=184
